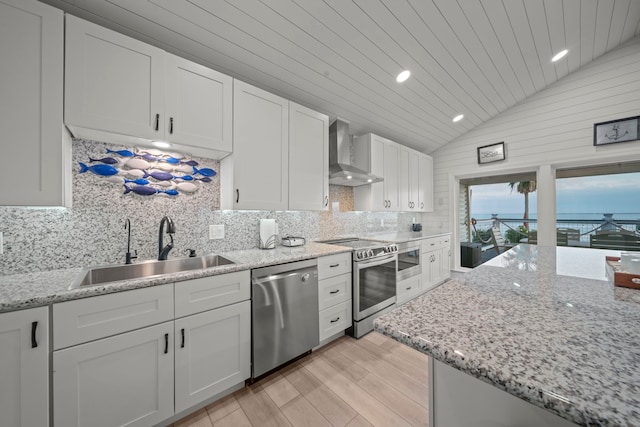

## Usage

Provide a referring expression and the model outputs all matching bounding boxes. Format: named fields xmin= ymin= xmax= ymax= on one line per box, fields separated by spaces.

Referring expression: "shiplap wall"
xmin=429 ymin=35 xmax=640 ymax=267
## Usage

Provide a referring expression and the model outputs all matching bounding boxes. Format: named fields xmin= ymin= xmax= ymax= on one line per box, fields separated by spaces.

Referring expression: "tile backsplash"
xmin=0 ymin=139 xmax=430 ymax=275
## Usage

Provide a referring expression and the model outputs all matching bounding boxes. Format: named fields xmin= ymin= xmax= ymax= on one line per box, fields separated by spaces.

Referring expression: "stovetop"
xmin=318 ymin=238 xmax=398 ymax=261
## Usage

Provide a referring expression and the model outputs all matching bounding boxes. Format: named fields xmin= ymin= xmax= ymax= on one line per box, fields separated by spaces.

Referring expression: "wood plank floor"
xmin=172 ymin=332 xmax=430 ymax=427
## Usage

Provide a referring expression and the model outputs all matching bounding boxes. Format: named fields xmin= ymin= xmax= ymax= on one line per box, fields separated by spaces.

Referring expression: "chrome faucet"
xmin=124 ymin=219 xmax=137 ymax=264
xmin=158 ymin=216 xmax=176 ymax=261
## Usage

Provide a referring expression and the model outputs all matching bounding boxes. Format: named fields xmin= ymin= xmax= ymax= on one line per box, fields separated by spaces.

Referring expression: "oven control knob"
xmin=368 ymin=249 xmax=374 ymax=258
xmin=357 ymin=250 xmax=366 ymax=260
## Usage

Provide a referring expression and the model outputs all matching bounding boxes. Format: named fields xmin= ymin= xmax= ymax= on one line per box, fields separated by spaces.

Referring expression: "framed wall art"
xmin=477 ymin=142 xmax=505 ymax=165
xmin=594 ymin=116 xmax=639 ymax=146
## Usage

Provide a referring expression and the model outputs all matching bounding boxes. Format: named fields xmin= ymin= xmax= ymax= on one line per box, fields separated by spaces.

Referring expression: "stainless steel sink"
xmin=71 ymin=254 xmax=236 ymax=288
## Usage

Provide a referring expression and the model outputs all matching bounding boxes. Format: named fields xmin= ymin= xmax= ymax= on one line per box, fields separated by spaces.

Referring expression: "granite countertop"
xmin=0 ymin=242 xmax=350 ymax=313
xmin=375 ymin=244 xmax=640 ymax=427
xmin=364 ymin=231 xmax=451 ymax=243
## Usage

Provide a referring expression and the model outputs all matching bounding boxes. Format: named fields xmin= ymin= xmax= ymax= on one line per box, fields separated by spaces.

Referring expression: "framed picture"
xmin=594 ymin=116 xmax=639 ymax=146
xmin=477 ymin=142 xmax=505 ymax=164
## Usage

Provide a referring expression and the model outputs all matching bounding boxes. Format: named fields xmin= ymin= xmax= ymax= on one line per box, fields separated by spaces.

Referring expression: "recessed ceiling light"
xmin=346 ymin=175 xmax=352 ymax=180
xmin=396 ymin=70 xmax=411 ymax=83
xmin=152 ymin=140 xmax=171 ymax=148
xmin=367 ymin=178 xmax=373 ymax=183
xmin=452 ymin=114 xmax=464 ymax=122
xmin=552 ymin=49 xmax=568 ymax=62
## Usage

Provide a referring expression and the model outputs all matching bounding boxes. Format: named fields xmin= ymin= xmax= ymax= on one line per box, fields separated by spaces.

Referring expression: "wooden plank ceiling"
xmin=41 ymin=0 xmax=640 ymax=154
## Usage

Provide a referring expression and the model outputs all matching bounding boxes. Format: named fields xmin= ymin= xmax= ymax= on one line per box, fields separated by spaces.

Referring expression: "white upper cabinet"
xmin=419 ymin=153 xmax=434 ymax=212
xmin=289 ymin=102 xmax=329 ymax=211
xmin=65 ymin=16 xmax=232 ymax=158
xmin=164 ymin=53 xmax=232 ymax=156
xmin=400 ymin=146 xmax=420 ymax=212
xmin=354 ymin=133 xmax=400 ymax=212
xmin=65 ymin=15 xmax=164 ymax=141
xmin=222 ymin=80 xmax=289 ymax=210
xmin=0 ymin=0 xmax=68 ymax=207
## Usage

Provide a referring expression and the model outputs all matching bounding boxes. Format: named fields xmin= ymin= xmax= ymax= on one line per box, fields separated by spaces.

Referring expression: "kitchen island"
xmin=375 ymin=244 xmax=640 ymax=426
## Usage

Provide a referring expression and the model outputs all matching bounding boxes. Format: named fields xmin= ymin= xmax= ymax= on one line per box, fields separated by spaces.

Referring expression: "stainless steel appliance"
xmin=251 ymin=259 xmax=319 ymax=379
xmin=319 ymin=238 xmax=398 ymax=338
xmin=396 ymin=241 xmax=422 ymax=281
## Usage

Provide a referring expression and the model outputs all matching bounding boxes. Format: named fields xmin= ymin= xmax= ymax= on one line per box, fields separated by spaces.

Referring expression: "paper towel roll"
xmin=259 ymin=219 xmax=276 ymax=249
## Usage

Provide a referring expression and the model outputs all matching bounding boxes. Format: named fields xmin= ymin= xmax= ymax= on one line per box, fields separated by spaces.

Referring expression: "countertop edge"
xmin=0 ymin=244 xmax=352 ymax=313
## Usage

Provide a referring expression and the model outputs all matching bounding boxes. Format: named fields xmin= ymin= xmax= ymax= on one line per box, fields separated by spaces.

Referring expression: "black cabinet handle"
xmin=181 ymin=328 xmax=185 ymax=348
xmin=329 ymin=289 xmax=340 ymax=294
xmin=329 ymin=264 xmax=339 ymax=268
xmin=421 ymin=202 xmax=424 ymax=209
xmin=406 ymin=286 xmax=412 ymax=291
xmin=169 ymin=117 xmax=174 ymax=134
xmin=164 ymin=333 xmax=169 ymax=354
xmin=154 ymin=113 xmax=160 ymax=131
xmin=31 ymin=321 xmax=38 ymax=348
xmin=324 ymin=195 xmax=328 ymax=206
xmin=330 ymin=317 xmax=340 ymax=323
xmin=236 ymin=189 xmax=239 ymax=203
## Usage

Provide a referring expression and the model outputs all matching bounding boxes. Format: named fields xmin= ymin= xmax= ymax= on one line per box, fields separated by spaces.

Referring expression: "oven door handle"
xmin=356 ymin=254 xmax=397 ymax=268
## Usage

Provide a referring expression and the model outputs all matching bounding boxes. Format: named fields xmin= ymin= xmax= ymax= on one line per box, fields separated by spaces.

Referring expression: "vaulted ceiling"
xmin=41 ymin=0 xmax=640 ymax=154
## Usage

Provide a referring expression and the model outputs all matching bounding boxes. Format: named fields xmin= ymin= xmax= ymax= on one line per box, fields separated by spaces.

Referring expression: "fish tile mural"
xmin=78 ymin=145 xmax=216 ymax=197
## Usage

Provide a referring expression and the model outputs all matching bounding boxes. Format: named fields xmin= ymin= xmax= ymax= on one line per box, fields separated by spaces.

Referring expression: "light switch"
xmin=209 ymin=225 xmax=225 ymax=240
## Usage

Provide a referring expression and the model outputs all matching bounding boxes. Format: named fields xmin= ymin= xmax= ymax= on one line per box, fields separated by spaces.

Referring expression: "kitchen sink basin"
xmin=71 ymin=254 xmax=236 ymax=288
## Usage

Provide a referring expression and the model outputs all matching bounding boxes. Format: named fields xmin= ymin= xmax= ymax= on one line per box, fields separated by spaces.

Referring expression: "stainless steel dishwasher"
xmin=251 ymin=259 xmax=319 ymax=379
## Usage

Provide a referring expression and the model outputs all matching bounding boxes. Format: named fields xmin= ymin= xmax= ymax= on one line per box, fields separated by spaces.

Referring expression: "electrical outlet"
xmin=209 ymin=225 xmax=225 ymax=240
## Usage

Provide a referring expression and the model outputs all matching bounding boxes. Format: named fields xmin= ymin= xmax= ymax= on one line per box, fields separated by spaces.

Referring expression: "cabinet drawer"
xmin=422 ymin=237 xmax=439 ymax=251
xmin=318 ymin=253 xmax=352 ymax=280
xmin=175 ymin=271 xmax=250 ymax=318
xmin=319 ymin=273 xmax=351 ymax=310
xmin=319 ymin=300 xmax=352 ymax=342
xmin=396 ymin=276 xmax=421 ymax=306
xmin=53 ymin=284 xmax=174 ymax=350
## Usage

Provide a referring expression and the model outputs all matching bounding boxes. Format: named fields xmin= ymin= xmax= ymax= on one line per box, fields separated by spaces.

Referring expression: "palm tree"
xmin=508 ymin=181 xmax=537 ymax=228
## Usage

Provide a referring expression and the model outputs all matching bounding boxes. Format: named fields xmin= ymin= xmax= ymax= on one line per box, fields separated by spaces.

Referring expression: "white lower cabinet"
xmin=52 ymin=271 xmax=251 ymax=426
xmin=318 ymin=253 xmax=352 ymax=342
xmin=174 ymin=300 xmax=250 ymax=413
xmin=0 ymin=306 xmax=49 ymax=427
xmin=421 ymin=235 xmax=452 ymax=291
xmin=53 ymin=322 xmax=175 ymax=427
xmin=396 ymin=275 xmax=422 ymax=306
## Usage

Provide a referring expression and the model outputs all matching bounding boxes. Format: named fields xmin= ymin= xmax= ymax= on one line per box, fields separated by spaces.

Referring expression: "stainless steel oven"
xmin=318 ymin=238 xmax=398 ymax=338
xmin=396 ymin=241 xmax=421 ymax=281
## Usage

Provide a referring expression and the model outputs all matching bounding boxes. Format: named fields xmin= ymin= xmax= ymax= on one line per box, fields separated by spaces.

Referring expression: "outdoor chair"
xmin=490 ymin=226 xmax=515 ymax=254
xmin=527 ymin=230 xmax=570 ymax=246
xmin=590 ymin=231 xmax=640 ymax=250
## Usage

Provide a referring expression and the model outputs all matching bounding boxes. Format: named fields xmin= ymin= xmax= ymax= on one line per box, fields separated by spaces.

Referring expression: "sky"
xmin=470 ymin=172 xmax=640 ymax=217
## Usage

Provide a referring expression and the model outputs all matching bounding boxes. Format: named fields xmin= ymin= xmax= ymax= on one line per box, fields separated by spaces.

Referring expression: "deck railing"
xmin=472 ymin=214 xmax=640 ymax=247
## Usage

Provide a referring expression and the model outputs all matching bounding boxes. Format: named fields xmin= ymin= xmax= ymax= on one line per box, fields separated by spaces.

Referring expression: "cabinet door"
xmin=0 ymin=0 xmax=65 ymax=206
xmin=289 ymin=102 xmax=329 ymax=211
xmin=400 ymin=147 xmax=420 ymax=212
xmin=419 ymin=154 xmax=434 ymax=212
xmin=369 ymin=135 xmax=387 ymax=211
xmin=232 ymin=80 xmax=289 ymax=210
xmin=174 ymin=301 xmax=250 ymax=413
xmin=65 ymin=15 xmax=164 ymax=140
xmin=431 ymin=250 xmax=443 ymax=284
xmin=441 ymin=247 xmax=451 ymax=282
xmin=165 ymin=53 xmax=232 ymax=154
xmin=53 ymin=322 xmax=174 ymax=427
xmin=0 ymin=307 xmax=48 ymax=427
xmin=384 ymin=141 xmax=401 ymax=211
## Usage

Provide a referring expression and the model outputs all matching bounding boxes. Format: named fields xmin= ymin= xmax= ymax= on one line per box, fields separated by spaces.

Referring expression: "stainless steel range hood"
xmin=329 ymin=119 xmax=383 ymax=186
